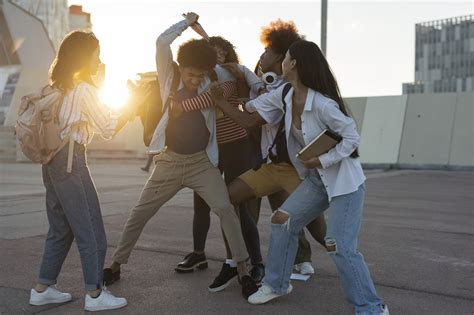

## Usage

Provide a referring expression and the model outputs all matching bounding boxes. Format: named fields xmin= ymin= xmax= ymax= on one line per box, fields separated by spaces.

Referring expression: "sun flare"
xmin=99 ymin=79 xmax=130 ymax=110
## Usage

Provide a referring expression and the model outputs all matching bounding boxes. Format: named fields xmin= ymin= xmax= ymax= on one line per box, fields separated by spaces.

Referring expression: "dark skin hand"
xmin=220 ymin=63 xmax=250 ymax=98
xmin=114 ymin=81 xmax=152 ymax=134
xmin=209 ymin=82 xmax=266 ymax=129
xmin=298 ymin=156 xmax=322 ymax=169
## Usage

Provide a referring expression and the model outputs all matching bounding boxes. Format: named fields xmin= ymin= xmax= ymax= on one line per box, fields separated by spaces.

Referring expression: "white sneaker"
xmin=380 ymin=304 xmax=390 ymax=315
xmin=247 ymin=284 xmax=293 ymax=305
xmin=29 ymin=286 xmax=72 ymax=305
xmin=84 ymin=287 xmax=127 ymax=312
xmin=295 ymin=262 xmax=315 ymax=275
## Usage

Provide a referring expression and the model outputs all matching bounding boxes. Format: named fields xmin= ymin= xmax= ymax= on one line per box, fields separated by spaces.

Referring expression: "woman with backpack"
xmin=210 ymin=39 xmax=388 ymax=314
xmin=29 ymin=30 xmax=148 ymax=312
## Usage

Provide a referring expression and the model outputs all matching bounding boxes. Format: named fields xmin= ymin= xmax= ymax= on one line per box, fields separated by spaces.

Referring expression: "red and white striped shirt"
xmin=180 ymin=81 xmax=247 ymax=144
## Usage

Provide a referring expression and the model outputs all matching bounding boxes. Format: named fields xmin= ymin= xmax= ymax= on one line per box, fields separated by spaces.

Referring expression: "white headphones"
xmin=262 ymin=72 xmax=278 ymax=86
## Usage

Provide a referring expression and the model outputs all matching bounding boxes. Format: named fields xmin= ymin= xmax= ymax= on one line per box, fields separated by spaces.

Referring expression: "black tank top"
xmin=165 ymin=88 xmax=210 ymax=154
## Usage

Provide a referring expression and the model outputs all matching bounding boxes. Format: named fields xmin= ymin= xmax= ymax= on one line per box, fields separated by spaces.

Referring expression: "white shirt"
xmin=246 ymin=75 xmax=287 ymax=160
xmin=246 ymin=84 xmax=366 ymax=200
xmin=58 ymin=82 xmax=118 ymax=145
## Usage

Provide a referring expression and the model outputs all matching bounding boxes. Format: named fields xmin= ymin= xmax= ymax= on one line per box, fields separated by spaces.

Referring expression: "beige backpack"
xmin=15 ymin=85 xmax=76 ymax=172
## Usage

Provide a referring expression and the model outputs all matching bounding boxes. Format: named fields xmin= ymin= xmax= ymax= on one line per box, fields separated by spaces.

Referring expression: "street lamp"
xmin=321 ymin=0 xmax=327 ymax=56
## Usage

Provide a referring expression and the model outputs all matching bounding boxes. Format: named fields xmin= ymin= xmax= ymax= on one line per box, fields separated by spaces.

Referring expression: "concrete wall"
xmin=448 ymin=92 xmax=474 ymax=166
xmin=3 ymin=0 xmax=55 ymax=126
xmin=345 ymin=97 xmax=367 ymax=133
xmin=398 ymin=93 xmax=457 ymax=166
xmin=351 ymin=92 xmax=472 ymax=168
xmin=358 ymin=95 xmax=407 ymax=164
xmin=84 ymin=91 xmax=472 ymax=168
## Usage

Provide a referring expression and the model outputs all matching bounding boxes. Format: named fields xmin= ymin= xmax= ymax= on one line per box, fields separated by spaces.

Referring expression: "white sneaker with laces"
xmin=295 ymin=262 xmax=315 ymax=275
xmin=380 ymin=304 xmax=390 ymax=315
xmin=247 ymin=284 xmax=293 ymax=305
xmin=84 ymin=287 xmax=127 ymax=312
xmin=29 ymin=286 xmax=72 ymax=305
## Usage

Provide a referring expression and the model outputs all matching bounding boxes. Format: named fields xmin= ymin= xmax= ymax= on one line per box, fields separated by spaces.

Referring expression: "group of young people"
xmin=28 ymin=11 xmax=389 ymax=314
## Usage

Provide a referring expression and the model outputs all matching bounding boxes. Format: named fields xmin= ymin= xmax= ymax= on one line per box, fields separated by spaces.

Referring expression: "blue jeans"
xmin=38 ymin=143 xmax=107 ymax=291
xmin=264 ymin=172 xmax=383 ymax=315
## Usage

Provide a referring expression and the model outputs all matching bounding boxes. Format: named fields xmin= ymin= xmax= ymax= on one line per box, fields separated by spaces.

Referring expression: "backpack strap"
xmin=281 ymin=83 xmax=292 ymax=110
xmin=65 ymin=89 xmax=78 ymax=173
xmin=266 ymin=83 xmax=292 ymax=159
xmin=66 ymin=133 xmax=75 ymax=173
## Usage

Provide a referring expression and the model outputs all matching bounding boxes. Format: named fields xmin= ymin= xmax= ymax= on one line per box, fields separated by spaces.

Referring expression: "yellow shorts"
xmin=238 ymin=162 xmax=301 ymax=198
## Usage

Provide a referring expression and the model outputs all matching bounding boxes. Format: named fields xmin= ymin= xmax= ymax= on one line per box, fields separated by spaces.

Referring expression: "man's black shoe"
xmin=175 ymin=252 xmax=208 ymax=273
xmin=250 ymin=263 xmax=265 ymax=285
xmin=240 ymin=275 xmax=259 ymax=299
xmin=103 ymin=268 xmax=120 ymax=286
xmin=208 ymin=263 xmax=238 ymax=292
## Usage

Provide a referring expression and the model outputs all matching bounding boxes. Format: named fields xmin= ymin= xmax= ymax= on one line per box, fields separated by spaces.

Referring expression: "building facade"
xmin=11 ymin=0 xmax=69 ymax=51
xmin=403 ymin=14 xmax=474 ymax=94
xmin=69 ymin=5 xmax=92 ymax=32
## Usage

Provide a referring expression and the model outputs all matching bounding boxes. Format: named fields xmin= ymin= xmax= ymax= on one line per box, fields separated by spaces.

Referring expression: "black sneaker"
xmin=240 ymin=275 xmax=259 ymax=299
xmin=103 ymin=268 xmax=120 ymax=286
xmin=175 ymin=252 xmax=208 ymax=273
xmin=250 ymin=263 xmax=265 ymax=285
xmin=208 ymin=263 xmax=238 ymax=292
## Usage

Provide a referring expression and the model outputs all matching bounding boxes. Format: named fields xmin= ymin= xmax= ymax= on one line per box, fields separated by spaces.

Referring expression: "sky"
xmin=68 ymin=0 xmax=473 ymax=104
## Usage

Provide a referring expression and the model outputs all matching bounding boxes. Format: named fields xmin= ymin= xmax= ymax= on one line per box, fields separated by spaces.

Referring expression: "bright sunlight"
xmin=99 ymin=79 xmax=130 ymax=110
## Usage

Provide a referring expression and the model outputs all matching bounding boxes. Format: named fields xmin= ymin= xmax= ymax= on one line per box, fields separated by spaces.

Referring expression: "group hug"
xmin=27 ymin=12 xmax=389 ymax=314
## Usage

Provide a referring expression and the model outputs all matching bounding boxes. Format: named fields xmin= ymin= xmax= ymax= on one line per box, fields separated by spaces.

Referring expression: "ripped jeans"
xmin=263 ymin=173 xmax=383 ymax=315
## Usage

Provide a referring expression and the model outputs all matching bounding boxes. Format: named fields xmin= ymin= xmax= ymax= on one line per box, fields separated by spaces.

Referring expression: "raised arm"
xmin=219 ymin=63 xmax=264 ymax=98
xmin=156 ymin=13 xmax=199 ymax=88
xmin=209 ymin=83 xmax=284 ymax=129
xmin=180 ymin=81 xmax=236 ymax=112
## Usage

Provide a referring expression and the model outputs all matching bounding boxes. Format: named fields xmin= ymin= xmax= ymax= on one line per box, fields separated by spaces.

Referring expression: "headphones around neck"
xmin=262 ymin=72 xmax=277 ymax=86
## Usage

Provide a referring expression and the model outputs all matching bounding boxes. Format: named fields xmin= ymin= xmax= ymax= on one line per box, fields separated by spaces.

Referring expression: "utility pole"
xmin=321 ymin=0 xmax=328 ymax=55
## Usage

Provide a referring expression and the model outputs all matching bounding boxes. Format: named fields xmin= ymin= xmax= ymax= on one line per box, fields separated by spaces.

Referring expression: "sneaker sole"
xmin=84 ymin=301 xmax=128 ymax=312
xmin=247 ymin=285 xmax=293 ymax=305
xmin=175 ymin=261 xmax=208 ymax=273
xmin=208 ymin=275 xmax=237 ymax=292
xmin=29 ymin=296 xmax=72 ymax=306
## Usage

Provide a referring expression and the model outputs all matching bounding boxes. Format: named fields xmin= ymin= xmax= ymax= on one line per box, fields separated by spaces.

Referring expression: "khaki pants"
xmin=113 ymin=149 xmax=248 ymax=264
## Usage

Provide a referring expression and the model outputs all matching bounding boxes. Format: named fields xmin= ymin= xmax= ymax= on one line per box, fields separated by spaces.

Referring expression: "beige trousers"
xmin=113 ymin=149 xmax=248 ymax=264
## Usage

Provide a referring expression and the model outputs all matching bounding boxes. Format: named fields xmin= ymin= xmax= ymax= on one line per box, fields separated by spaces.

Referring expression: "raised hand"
xmin=220 ymin=63 xmax=245 ymax=81
xmin=297 ymin=156 xmax=322 ymax=169
xmin=185 ymin=12 xmax=199 ymax=25
xmin=123 ymin=81 xmax=152 ymax=120
xmin=209 ymin=82 xmax=225 ymax=103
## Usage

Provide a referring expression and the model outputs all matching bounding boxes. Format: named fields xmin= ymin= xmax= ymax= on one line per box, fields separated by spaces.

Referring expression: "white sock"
xmin=225 ymin=259 xmax=237 ymax=267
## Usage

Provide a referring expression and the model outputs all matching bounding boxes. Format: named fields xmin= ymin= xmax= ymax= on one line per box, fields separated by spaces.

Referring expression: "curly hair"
xmin=209 ymin=36 xmax=239 ymax=63
xmin=177 ymin=39 xmax=217 ymax=71
xmin=260 ymin=20 xmax=304 ymax=55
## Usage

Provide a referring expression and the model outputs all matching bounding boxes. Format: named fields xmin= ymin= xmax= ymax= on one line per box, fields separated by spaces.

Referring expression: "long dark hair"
xmin=288 ymin=40 xmax=359 ymax=158
xmin=49 ymin=31 xmax=99 ymax=91
xmin=209 ymin=36 xmax=239 ymax=63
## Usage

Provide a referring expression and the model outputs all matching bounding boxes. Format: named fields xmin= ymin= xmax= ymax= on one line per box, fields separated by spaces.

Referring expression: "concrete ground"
xmin=0 ymin=160 xmax=473 ymax=314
